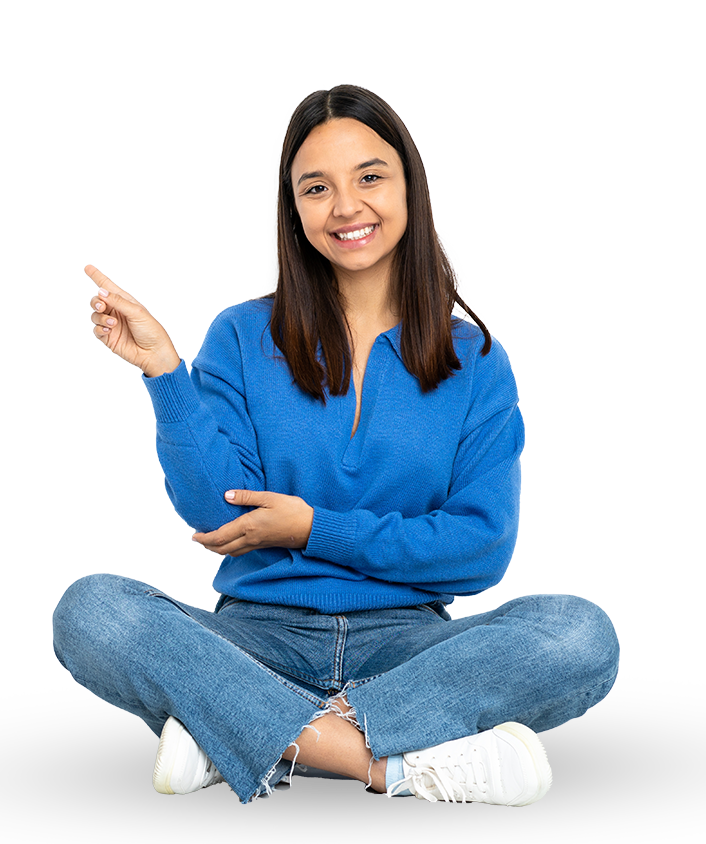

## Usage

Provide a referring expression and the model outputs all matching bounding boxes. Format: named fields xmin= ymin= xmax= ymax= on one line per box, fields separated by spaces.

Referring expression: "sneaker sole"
xmin=152 ymin=716 xmax=184 ymax=794
xmin=493 ymin=722 xmax=553 ymax=806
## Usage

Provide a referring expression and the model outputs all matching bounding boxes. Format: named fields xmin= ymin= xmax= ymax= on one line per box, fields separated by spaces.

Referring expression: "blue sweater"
xmin=143 ymin=298 xmax=524 ymax=613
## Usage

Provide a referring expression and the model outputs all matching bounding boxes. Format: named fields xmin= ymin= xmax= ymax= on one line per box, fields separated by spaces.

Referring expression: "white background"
xmin=0 ymin=0 xmax=706 ymax=662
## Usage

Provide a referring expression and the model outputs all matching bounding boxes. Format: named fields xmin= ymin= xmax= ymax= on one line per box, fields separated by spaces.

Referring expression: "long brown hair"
xmin=272 ymin=84 xmax=491 ymax=401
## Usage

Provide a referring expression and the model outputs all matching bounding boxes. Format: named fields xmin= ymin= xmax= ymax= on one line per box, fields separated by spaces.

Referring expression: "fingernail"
xmin=98 ymin=288 xmax=109 ymax=297
xmin=106 ymin=318 xmax=116 ymax=326
xmin=225 ymin=491 xmax=235 ymax=500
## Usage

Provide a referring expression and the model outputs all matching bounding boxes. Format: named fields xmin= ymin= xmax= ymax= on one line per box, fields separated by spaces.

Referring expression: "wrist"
xmin=301 ymin=504 xmax=314 ymax=546
xmin=142 ymin=350 xmax=181 ymax=378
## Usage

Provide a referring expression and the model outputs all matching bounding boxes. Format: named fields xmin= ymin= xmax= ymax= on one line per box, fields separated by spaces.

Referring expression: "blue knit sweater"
xmin=143 ymin=298 xmax=524 ymax=613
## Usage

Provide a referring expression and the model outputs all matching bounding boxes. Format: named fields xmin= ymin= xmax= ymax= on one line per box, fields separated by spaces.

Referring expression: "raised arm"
xmin=86 ymin=266 xmax=265 ymax=532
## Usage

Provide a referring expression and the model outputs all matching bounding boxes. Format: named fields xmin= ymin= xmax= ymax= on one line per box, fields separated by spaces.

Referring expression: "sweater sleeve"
xmin=142 ymin=311 xmax=265 ymax=533
xmin=302 ymin=341 xmax=524 ymax=596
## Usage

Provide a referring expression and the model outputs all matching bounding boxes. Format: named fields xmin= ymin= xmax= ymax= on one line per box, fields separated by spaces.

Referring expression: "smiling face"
xmin=291 ymin=118 xmax=408 ymax=284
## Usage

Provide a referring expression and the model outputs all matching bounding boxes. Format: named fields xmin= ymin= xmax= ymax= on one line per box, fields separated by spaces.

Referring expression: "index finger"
xmin=192 ymin=519 xmax=246 ymax=546
xmin=224 ymin=489 xmax=271 ymax=508
xmin=84 ymin=264 xmax=139 ymax=304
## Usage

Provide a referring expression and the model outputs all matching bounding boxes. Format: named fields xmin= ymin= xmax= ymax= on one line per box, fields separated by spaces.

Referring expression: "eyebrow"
xmin=296 ymin=158 xmax=389 ymax=186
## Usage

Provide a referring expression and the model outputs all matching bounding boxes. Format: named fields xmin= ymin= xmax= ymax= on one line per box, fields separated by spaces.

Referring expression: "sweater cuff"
xmin=142 ymin=360 xmax=201 ymax=423
xmin=303 ymin=507 xmax=357 ymax=565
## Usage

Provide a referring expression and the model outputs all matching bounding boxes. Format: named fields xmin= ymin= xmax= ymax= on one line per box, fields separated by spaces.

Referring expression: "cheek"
xmin=391 ymin=192 xmax=408 ymax=237
xmin=388 ymin=184 xmax=407 ymax=226
xmin=306 ymin=227 xmax=330 ymax=256
xmin=399 ymin=203 xmax=408 ymax=234
xmin=297 ymin=204 xmax=327 ymax=245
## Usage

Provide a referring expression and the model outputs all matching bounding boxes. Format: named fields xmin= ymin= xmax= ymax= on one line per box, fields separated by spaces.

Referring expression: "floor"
xmin=52 ymin=680 xmax=623 ymax=820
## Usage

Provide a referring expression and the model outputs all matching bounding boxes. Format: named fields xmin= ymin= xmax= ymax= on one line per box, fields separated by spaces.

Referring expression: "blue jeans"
xmin=53 ymin=574 xmax=619 ymax=803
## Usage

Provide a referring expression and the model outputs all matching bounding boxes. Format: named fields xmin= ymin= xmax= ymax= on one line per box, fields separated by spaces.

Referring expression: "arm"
xmin=194 ymin=403 xmax=521 ymax=596
xmin=86 ymin=265 xmax=264 ymax=532
xmin=193 ymin=335 xmax=524 ymax=597
xmin=304 ymin=333 xmax=524 ymax=595
xmin=303 ymin=400 xmax=523 ymax=595
xmin=143 ymin=319 xmax=266 ymax=533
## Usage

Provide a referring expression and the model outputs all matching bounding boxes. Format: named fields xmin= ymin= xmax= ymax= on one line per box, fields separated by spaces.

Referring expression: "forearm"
xmin=303 ymin=404 xmax=524 ymax=595
xmin=303 ymin=491 xmax=519 ymax=595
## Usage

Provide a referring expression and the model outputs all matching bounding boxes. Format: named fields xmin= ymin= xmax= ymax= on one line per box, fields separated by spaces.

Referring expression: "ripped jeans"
xmin=52 ymin=574 xmax=619 ymax=803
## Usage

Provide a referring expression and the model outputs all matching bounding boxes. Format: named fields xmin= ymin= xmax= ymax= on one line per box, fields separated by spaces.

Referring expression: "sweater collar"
xmin=382 ymin=321 xmax=402 ymax=355
xmin=381 ymin=322 xmax=403 ymax=360
xmin=313 ymin=322 xmax=403 ymax=363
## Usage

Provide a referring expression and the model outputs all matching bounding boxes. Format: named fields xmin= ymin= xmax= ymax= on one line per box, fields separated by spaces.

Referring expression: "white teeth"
xmin=334 ymin=225 xmax=375 ymax=241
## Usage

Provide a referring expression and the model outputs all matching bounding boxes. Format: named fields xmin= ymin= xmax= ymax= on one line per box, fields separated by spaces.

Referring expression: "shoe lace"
xmin=387 ymin=747 xmax=488 ymax=803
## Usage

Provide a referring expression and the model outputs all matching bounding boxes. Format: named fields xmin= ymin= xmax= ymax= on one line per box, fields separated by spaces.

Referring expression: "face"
xmin=291 ymin=118 xmax=408 ymax=282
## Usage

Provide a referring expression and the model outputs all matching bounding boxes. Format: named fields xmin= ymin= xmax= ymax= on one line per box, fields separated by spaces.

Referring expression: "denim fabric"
xmin=53 ymin=574 xmax=619 ymax=803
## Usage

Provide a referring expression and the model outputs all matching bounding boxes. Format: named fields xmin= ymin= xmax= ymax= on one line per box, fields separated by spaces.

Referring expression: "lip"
xmin=329 ymin=223 xmax=379 ymax=249
xmin=331 ymin=222 xmax=378 ymax=235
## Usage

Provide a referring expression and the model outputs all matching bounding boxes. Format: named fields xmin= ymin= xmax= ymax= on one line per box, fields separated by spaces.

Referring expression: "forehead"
xmin=292 ymin=118 xmax=400 ymax=175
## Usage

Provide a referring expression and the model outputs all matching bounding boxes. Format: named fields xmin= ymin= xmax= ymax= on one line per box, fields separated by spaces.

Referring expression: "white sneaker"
xmin=153 ymin=716 xmax=224 ymax=794
xmin=387 ymin=722 xmax=552 ymax=805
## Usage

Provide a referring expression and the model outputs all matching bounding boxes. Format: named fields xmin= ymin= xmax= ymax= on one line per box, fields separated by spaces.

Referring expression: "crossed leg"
xmin=282 ymin=696 xmax=388 ymax=792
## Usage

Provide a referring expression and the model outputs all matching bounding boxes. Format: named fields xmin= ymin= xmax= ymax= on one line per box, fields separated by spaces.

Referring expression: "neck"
xmin=335 ymin=264 xmax=399 ymax=335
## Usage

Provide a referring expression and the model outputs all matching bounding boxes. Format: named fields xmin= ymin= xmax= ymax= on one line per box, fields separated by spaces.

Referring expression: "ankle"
xmin=369 ymin=755 xmax=388 ymax=793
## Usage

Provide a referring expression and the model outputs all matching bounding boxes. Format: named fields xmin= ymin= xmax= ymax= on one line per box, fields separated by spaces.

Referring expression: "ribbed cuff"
xmin=303 ymin=507 xmax=357 ymax=565
xmin=142 ymin=360 xmax=201 ymax=423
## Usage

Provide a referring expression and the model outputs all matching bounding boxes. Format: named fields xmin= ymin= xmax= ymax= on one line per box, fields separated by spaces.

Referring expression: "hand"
xmin=87 ymin=264 xmax=181 ymax=377
xmin=192 ymin=490 xmax=315 ymax=557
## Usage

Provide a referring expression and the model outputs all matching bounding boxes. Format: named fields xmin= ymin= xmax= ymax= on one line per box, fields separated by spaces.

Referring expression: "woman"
xmin=53 ymin=85 xmax=619 ymax=805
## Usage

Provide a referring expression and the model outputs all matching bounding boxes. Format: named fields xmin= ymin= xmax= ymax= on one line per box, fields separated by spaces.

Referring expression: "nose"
xmin=332 ymin=185 xmax=364 ymax=219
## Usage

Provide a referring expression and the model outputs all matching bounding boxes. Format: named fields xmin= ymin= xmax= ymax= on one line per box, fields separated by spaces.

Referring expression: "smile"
xmin=333 ymin=225 xmax=377 ymax=241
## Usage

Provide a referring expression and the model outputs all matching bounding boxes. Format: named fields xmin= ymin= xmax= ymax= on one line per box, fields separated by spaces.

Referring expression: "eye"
xmin=304 ymin=184 xmax=327 ymax=196
xmin=361 ymin=174 xmax=381 ymax=184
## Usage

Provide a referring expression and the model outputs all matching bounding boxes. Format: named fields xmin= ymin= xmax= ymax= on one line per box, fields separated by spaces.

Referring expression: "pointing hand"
xmin=87 ymin=264 xmax=181 ymax=378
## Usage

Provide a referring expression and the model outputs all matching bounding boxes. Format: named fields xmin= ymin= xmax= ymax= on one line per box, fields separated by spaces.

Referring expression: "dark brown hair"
xmin=272 ymin=84 xmax=491 ymax=401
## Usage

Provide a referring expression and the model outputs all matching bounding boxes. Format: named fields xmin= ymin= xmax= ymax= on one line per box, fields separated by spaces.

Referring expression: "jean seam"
xmin=332 ymin=615 xmax=348 ymax=689
xmin=344 ymin=672 xmax=383 ymax=690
